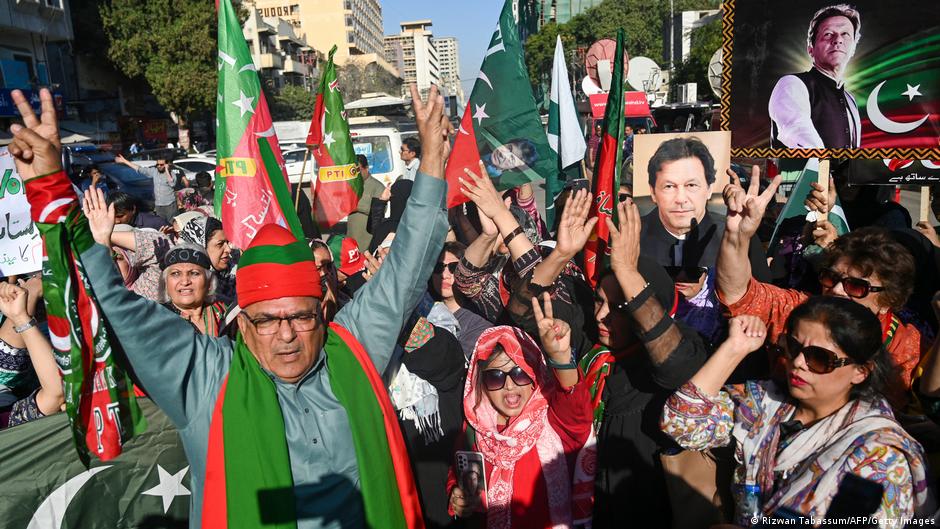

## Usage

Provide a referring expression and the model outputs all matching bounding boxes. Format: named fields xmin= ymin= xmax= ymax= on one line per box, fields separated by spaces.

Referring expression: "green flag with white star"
xmin=0 ymin=400 xmax=192 ymax=528
xmin=215 ymin=0 xmax=304 ymax=249
xmin=444 ymin=0 xmax=554 ymax=207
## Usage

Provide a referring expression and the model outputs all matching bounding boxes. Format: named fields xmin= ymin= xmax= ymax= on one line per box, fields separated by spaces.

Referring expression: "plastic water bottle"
xmin=742 ymin=482 xmax=762 ymax=525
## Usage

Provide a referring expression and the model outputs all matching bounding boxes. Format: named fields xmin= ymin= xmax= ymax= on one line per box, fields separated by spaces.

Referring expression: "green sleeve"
xmin=81 ymin=244 xmax=231 ymax=428
xmin=335 ymin=172 xmax=448 ymax=372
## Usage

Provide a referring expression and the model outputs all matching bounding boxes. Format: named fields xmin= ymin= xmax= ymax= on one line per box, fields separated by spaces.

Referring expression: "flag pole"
xmin=295 ymin=148 xmax=310 ymax=210
xmin=920 ymin=186 xmax=931 ymax=224
xmin=817 ymin=158 xmax=829 ymax=226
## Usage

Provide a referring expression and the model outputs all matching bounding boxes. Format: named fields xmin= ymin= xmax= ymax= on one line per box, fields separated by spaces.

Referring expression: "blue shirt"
xmin=83 ymin=172 xmax=449 ymax=528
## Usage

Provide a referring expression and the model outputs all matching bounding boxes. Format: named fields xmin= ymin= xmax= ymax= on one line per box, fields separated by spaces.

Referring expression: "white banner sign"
xmin=0 ymin=148 xmax=42 ymax=277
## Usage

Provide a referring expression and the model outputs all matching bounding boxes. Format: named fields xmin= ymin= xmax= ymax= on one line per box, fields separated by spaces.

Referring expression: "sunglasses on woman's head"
xmin=818 ymin=269 xmax=885 ymax=299
xmin=481 ymin=366 xmax=533 ymax=391
xmin=434 ymin=262 xmax=458 ymax=275
xmin=780 ymin=334 xmax=856 ymax=374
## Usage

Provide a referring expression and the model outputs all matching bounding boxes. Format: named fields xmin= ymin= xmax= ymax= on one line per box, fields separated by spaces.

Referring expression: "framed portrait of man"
xmin=724 ymin=0 xmax=940 ymax=157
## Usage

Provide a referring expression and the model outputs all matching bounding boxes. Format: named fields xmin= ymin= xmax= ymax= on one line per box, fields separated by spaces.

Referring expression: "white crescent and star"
xmin=232 ymin=90 xmax=256 ymax=118
xmin=473 ymin=104 xmax=489 ymax=125
xmin=26 ymin=463 xmax=192 ymax=526
xmin=27 ymin=466 xmax=112 ymax=529
xmin=867 ymin=80 xmax=930 ymax=134
xmin=141 ymin=465 xmax=191 ymax=513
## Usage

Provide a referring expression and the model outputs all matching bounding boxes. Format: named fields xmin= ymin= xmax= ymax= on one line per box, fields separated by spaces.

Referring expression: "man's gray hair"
xmin=807 ymin=4 xmax=861 ymax=49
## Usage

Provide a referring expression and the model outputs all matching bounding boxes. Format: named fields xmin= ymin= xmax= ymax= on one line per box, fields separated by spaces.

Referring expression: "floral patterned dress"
xmin=661 ymin=380 xmax=935 ymax=527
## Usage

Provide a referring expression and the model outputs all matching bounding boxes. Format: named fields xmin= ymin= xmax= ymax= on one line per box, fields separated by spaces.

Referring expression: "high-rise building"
xmin=242 ymin=9 xmax=318 ymax=91
xmin=432 ymin=37 xmax=463 ymax=106
xmin=246 ymin=0 xmax=398 ymax=79
xmin=384 ymin=20 xmax=440 ymax=99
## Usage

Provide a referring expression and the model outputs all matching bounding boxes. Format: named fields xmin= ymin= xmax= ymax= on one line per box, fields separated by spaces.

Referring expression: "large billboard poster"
xmin=724 ymin=0 xmax=940 ymax=158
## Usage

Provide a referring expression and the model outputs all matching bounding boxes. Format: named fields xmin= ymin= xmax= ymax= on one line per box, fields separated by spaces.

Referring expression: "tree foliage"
xmin=100 ymin=0 xmax=217 ymax=124
xmin=524 ymin=0 xmax=721 ymax=96
xmin=270 ymin=84 xmax=317 ymax=121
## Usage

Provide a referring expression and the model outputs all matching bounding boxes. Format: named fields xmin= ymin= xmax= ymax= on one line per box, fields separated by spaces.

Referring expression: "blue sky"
xmin=381 ymin=0 xmax=504 ymax=95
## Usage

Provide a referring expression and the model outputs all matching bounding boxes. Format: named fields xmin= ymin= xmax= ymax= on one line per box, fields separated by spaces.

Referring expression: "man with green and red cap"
xmin=7 ymin=85 xmax=454 ymax=529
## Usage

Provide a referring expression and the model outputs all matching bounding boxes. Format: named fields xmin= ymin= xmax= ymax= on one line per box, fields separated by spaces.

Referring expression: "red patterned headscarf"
xmin=464 ymin=326 xmax=572 ymax=529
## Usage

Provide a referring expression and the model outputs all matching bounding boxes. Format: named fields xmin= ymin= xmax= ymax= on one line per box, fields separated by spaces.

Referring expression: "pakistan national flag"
xmin=306 ymin=45 xmax=362 ymax=228
xmin=546 ymin=34 xmax=586 ymax=228
xmin=0 ymin=400 xmax=191 ymax=528
xmin=445 ymin=0 xmax=554 ymax=208
xmin=215 ymin=0 xmax=304 ymax=249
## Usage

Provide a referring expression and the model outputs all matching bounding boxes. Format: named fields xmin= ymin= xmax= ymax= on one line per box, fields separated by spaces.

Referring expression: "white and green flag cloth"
xmin=546 ymin=35 xmax=586 ymax=227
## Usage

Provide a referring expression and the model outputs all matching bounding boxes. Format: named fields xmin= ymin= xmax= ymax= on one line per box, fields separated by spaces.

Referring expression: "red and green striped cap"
xmin=236 ymin=224 xmax=322 ymax=308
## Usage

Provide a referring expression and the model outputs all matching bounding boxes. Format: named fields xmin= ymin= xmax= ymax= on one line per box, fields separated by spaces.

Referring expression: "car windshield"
xmin=284 ymin=150 xmax=307 ymax=164
xmin=353 ymin=136 xmax=393 ymax=174
xmin=100 ymin=163 xmax=150 ymax=183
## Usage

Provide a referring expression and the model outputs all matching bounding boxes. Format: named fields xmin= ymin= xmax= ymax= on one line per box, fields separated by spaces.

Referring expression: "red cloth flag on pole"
xmin=583 ymin=29 xmax=627 ymax=287
xmin=215 ymin=0 xmax=304 ymax=249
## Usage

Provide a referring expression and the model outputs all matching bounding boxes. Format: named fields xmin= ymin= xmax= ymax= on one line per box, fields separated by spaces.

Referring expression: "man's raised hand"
xmin=409 ymin=83 xmax=452 ymax=179
xmin=7 ymin=88 xmax=62 ymax=182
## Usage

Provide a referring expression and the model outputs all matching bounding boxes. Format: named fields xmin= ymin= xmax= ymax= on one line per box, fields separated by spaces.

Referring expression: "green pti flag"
xmin=767 ymin=158 xmax=850 ymax=258
xmin=547 ymin=34 xmax=586 ymax=228
xmin=0 ymin=400 xmax=191 ymax=528
xmin=215 ymin=0 xmax=304 ymax=249
xmin=306 ymin=45 xmax=362 ymax=228
xmin=444 ymin=0 xmax=554 ymax=207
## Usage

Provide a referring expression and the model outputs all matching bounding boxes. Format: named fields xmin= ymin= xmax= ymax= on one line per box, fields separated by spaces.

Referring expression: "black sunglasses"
xmin=618 ymin=192 xmax=632 ymax=203
xmin=664 ymin=266 xmax=708 ymax=283
xmin=481 ymin=366 xmax=533 ymax=391
xmin=818 ymin=269 xmax=885 ymax=299
xmin=778 ymin=334 xmax=856 ymax=374
xmin=434 ymin=262 xmax=458 ymax=275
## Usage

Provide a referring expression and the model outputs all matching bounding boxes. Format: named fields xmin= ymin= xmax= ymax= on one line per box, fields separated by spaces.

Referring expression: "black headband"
xmin=161 ymin=245 xmax=211 ymax=271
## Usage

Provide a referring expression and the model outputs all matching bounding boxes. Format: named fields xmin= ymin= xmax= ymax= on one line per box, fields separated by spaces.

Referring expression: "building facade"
xmin=247 ymin=0 xmax=397 ymax=78
xmin=0 ymin=0 xmax=73 ymax=121
xmin=243 ymin=9 xmax=318 ymax=91
xmin=384 ymin=20 xmax=439 ymax=99
xmin=431 ymin=36 xmax=463 ymax=106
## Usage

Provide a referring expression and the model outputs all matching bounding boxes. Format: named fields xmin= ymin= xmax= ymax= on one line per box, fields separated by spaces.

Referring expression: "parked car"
xmin=98 ymin=163 xmax=155 ymax=210
xmin=128 ymin=148 xmax=187 ymax=162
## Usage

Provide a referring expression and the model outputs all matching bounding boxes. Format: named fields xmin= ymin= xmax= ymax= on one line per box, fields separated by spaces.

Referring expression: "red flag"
xmin=583 ymin=29 xmax=627 ymax=287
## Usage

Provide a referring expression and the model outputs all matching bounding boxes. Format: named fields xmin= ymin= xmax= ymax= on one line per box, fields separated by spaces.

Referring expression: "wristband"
xmin=545 ymin=348 xmax=578 ymax=370
xmin=636 ymin=313 xmax=673 ymax=343
xmin=502 ymin=226 xmax=525 ymax=246
xmin=14 ymin=317 xmax=37 ymax=334
xmin=613 ymin=283 xmax=652 ymax=314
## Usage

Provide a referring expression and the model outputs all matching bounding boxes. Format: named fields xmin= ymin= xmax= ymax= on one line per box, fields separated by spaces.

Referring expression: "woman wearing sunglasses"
xmin=662 ymin=296 xmax=933 ymax=527
xmin=718 ymin=168 xmax=920 ymax=409
xmin=448 ymin=297 xmax=592 ymax=528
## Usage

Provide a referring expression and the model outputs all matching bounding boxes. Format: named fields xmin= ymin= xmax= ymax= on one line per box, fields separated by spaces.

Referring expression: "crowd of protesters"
xmin=4 ymin=79 xmax=940 ymax=529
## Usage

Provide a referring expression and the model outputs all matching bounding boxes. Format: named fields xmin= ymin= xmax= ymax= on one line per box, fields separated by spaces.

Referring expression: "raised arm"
xmin=0 ymin=281 xmax=63 ymax=415
xmin=114 ymin=153 xmax=142 ymax=172
xmin=459 ymin=161 xmax=535 ymax=262
xmin=717 ymin=165 xmax=781 ymax=306
xmin=334 ymin=84 xmax=451 ymax=372
xmin=7 ymin=90 xmax=228 ymax=427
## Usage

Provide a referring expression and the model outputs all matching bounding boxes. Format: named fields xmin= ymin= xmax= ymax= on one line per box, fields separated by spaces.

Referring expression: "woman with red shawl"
xmin=448 ymin=294 xmax=593 ymax=529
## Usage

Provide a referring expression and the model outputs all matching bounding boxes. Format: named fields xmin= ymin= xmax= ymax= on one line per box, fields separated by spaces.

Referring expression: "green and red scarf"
xmin=25 ymin=169 xmax=146 ymax=464
xmin=202 ymin=322 xmax=424 ymax=529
